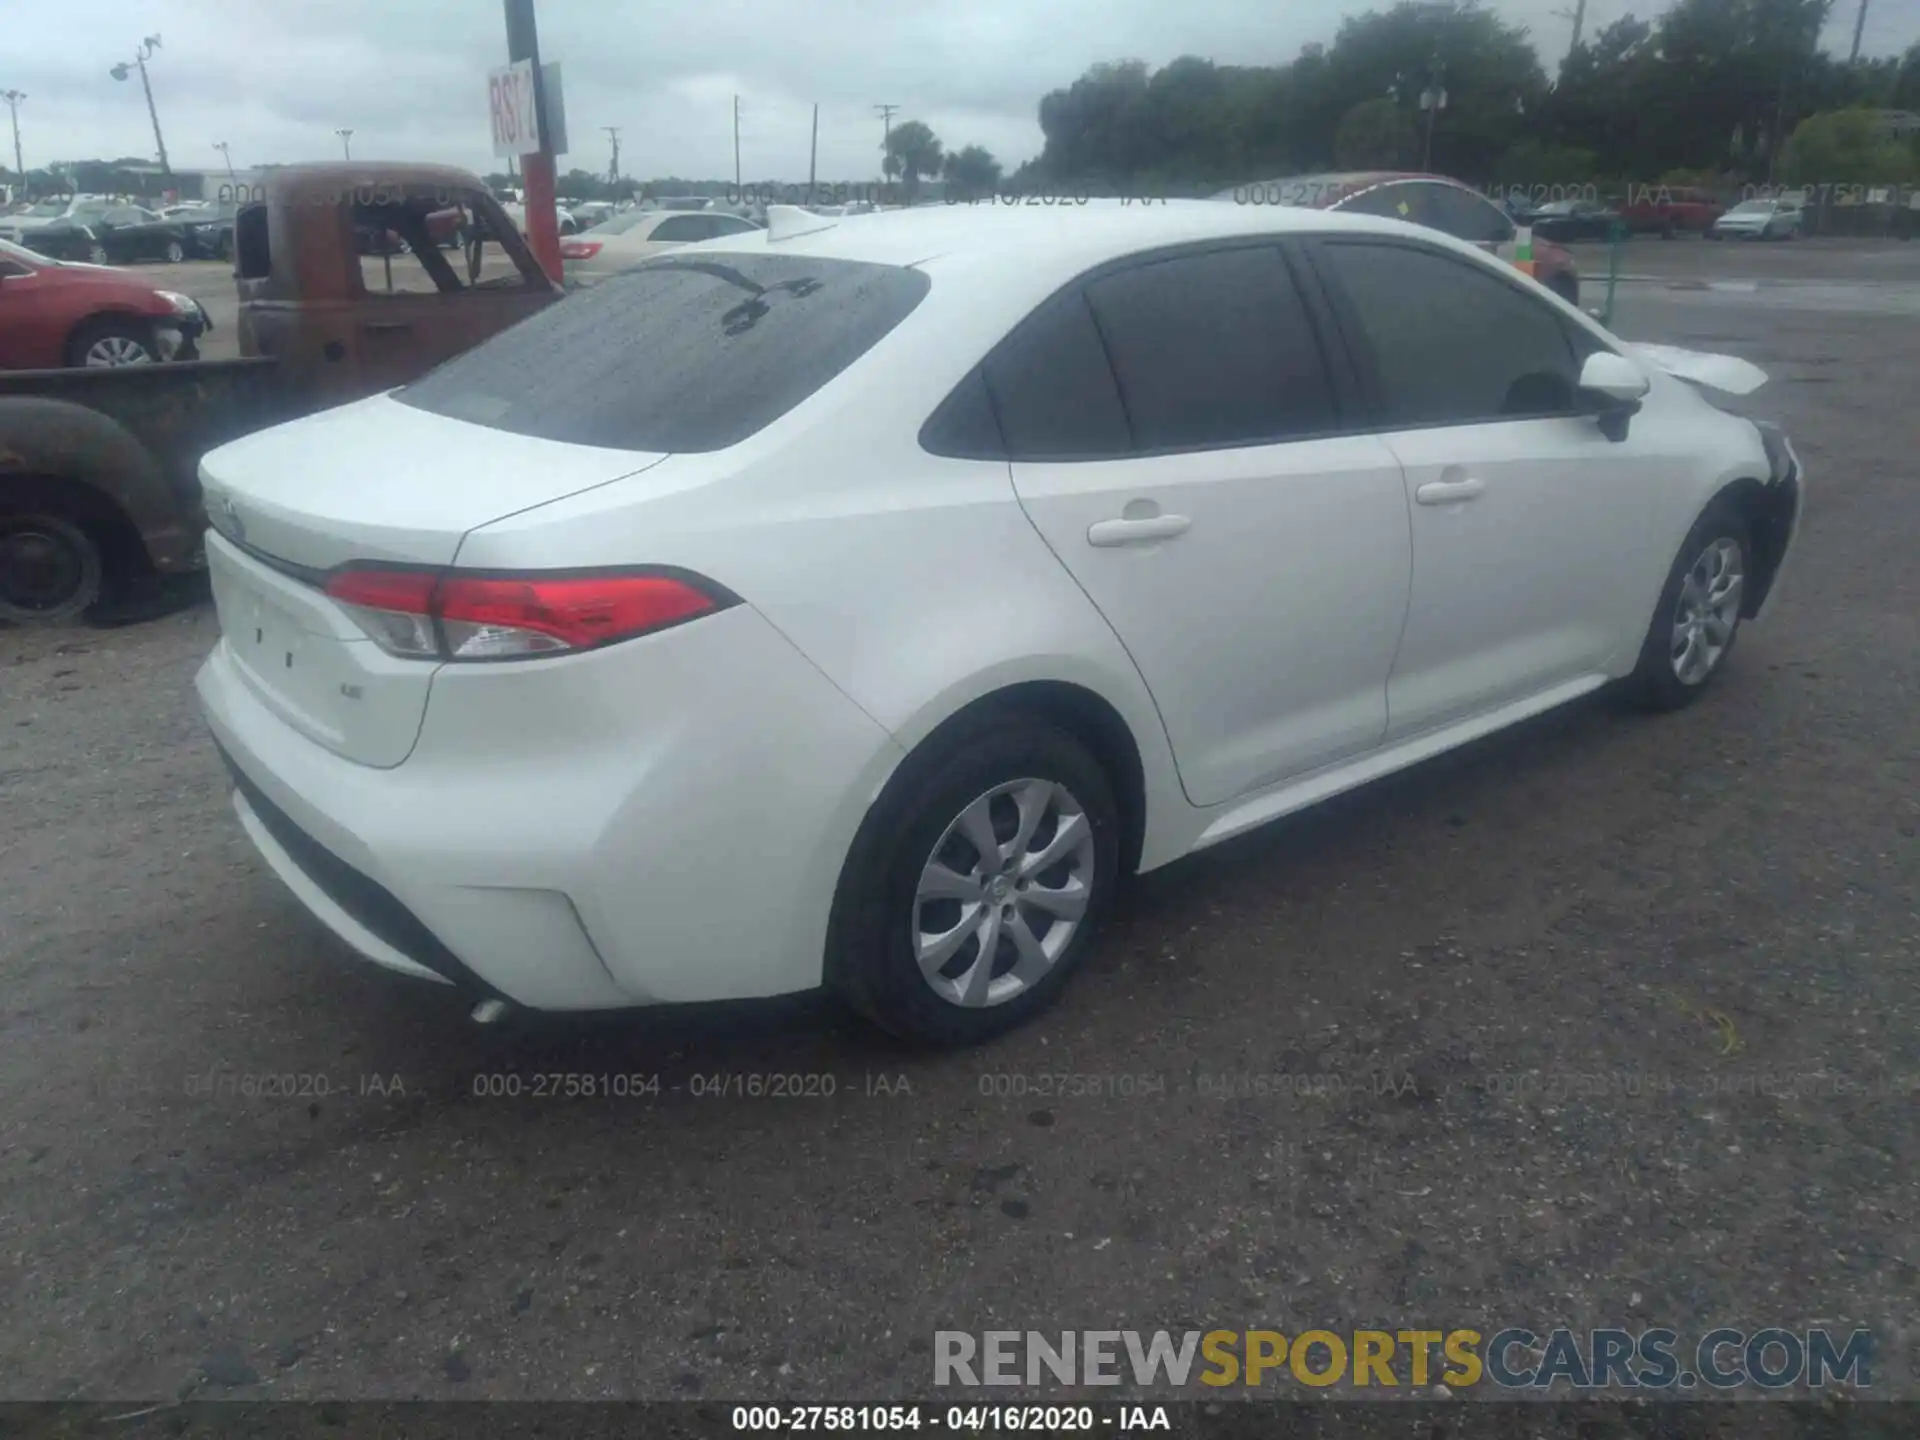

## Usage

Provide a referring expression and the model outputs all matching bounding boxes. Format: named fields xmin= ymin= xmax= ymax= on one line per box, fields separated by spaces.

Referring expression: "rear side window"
xmin=1084 ymin=246 xmax=1338 ymax=449
xmin=981 ymin=290 xmax=1131 ymax=460
xmin=650 ymin=215 xmax=715 ymax=242
xmin=1316 ymin=240 xmax=1580 ymax=427
xmin=397 ymin=254 xmax=930 ymax=452
xmin=234 ymin=204 xmax=270 ymax=279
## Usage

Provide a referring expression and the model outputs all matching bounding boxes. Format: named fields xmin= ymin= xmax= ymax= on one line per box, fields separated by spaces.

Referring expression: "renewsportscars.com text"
xmin=934 ymin=1327 xmax=1872 ymax=1391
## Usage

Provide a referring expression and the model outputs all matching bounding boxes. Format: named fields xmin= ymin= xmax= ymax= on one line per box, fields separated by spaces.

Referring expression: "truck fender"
xmin=0 ymin=394 xmax=195 ymax=573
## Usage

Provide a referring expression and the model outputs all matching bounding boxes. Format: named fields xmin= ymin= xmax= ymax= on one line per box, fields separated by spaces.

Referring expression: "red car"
xmin=1618 ymin=185 xmax=1725 ymax=238
xmin=0 ymin=237 xmax=209 ymax=368
xmin=1217 ymin=171 xmax=1583 ymax=308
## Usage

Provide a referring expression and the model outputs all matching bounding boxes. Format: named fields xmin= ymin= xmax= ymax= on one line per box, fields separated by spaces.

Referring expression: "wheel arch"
xmin=1707 ymin=473 xmax=1795 ymax=619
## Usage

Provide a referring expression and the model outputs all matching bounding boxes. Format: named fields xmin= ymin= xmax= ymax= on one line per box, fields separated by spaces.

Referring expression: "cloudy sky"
xmin=5 ymin=0 xmax=1913 ymax=184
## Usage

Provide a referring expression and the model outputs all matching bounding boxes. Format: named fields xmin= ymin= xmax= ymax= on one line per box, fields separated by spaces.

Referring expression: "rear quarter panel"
xmin=453 ymin=267 xmax=1197 ymax=871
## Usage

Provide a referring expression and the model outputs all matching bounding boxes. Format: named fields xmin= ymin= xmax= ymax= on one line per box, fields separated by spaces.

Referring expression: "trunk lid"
xmin=199 ymin=394 xmax=671 ymax=767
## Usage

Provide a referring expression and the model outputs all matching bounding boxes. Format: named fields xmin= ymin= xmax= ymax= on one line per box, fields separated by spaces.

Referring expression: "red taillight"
xmin=322 ymin=566 xmax=728 ymax=661
xmin=559 ymin=239 xmax=601 ymax=260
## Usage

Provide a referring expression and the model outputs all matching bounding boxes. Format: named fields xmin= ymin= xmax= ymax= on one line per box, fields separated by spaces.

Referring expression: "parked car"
xmin=0 ymin=163 xmax=560 ymax=623
xmin=1617 ymin=186 xmax=1725 ymax=237
xmin=559 ymin=208 xmax=764 ymax=284
xmin=176 ymin=202 xmax=239 ymax=260
xmin=1216 ymin=172 xmax=1582 ymax=307
xmin=1 ymin=194 xmax=108 ymax=240
xmin=0 ymin=236 xmax=208 ymax=370
xmin=5 ymin=201 xmax=198 ymax=264
xmin=499 ymin=200 xmax=579 ymax=236
xmin=1710 ymin=198 xmax=1803 ymax=240
xmin=190 ymin=199 xmax=1801 ymax=1044
xmin=1524 ymin=199 xmax=1625 ymax=243
xmin=571 ymin=201 xmax=616 ymax=229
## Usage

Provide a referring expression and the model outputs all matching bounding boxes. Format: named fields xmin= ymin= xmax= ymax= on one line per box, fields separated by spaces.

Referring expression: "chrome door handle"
xmin=1087 ymin=515 xmax=1193 ymax=547
xmin=1415 ymin=477 xmax=1487 ymax=506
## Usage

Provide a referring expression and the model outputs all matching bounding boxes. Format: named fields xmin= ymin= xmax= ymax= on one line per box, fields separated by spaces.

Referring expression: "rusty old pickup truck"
xmin=0 ymin=162 xmax=560 ymax=624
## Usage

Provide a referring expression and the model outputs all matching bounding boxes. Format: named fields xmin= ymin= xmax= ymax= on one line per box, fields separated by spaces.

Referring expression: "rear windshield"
xmin=396 ymin=254 xmax=931 ymax=452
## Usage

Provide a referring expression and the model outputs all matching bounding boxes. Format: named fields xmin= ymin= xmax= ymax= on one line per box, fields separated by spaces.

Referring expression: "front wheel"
xmin=164 ymin=239 xmax=186 ymax=263
xmin=66 ymin=317 xmax=159 ymax=367
xmin=0 ymin=511 xmax=106 ymax=625
xmin=828 ymin=713 xmax=1121 ymax=1046
xmin=87 ymin=242 xmax=111 ymax=265
xmin=1620 ymin=503 xmax=1752 ymax=712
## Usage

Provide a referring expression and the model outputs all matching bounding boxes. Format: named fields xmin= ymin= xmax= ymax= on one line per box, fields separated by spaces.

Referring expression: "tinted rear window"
xmin=396 ymin=255 xmax=931 ymax=452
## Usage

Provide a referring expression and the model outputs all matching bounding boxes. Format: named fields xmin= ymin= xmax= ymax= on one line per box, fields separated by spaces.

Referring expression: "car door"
xmin=993 ymin=243 xmax=1413 ymax=808
xmin=99 ymin=207 xmax=153 ymax=261
xmin=1305 ymin=235 xmax=1678 ymax=740
xmin=0 ymin=253 xmax=64 ymax=367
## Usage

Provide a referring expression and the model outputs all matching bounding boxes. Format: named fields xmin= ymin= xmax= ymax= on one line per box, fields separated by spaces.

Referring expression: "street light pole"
xmin=336 ymin=128 xmax=354 ymax=160
xmin=110 ymin=36 xmax=170 ymax=175
xmin=1 ymin=90 xmax=24 ymax=197
xmin=213 ymin=140 xmax=234 ymax=180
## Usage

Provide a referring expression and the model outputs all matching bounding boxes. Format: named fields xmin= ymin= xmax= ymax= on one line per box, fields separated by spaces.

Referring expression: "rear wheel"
xmin=0 ymin=510 xmax=105 ymax=625
xmin=1620 ymin=501 xmax=1752 ymax=712
xmin=87 ymin=241 xmax=111 ymax=265
xmin=66 ymin=317 xmax=159 ymax=367
xmin=828 ymin=713 xmax=1121 ymax=1046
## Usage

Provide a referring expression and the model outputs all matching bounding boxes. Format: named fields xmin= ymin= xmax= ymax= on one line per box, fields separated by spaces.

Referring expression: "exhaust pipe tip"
xmin=470 ymin=998 xmax=511 ymax=1025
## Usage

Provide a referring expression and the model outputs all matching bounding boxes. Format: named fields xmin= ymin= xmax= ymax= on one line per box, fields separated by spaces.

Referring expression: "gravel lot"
xmin=2 ymin=239 xmax=1916 ymax=1405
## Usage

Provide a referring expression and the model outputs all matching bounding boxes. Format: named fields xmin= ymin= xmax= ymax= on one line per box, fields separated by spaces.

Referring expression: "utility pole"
xmin=874 ymin=103 xmax=899 ymax=193
xmin=503 ymin=0 xmax=562 ymax=283
xmin=110 ymin=36 xmax=170 ymax=175
xmin=1 ymin=91 xmax=24 ymax=196
xmin=808 ymin=103 xmax=819 ymax=197
xmin=732 ymin=95 xmax=742 ymax=190
xmin=1552 ymin=0 xmax=1588 ymax=58
xmin=1848 ymin=0 xmax=1869 ymax=62
xmin=336 ymin=128 xmax=353 ymax=160
xmin=602 ymin=125 xmax=620 ymax=184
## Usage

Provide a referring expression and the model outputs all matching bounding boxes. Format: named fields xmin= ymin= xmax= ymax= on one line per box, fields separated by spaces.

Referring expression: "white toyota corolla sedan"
xmin=195 ymin=199 xmax=1803 ymax=1046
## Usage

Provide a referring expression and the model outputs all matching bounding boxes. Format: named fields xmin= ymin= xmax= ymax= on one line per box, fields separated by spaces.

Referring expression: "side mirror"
xmin=1578 ymin=351 xmax=1649 ymax=442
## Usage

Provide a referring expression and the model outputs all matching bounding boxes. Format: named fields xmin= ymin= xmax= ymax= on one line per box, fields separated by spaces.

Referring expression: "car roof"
xmin=682 ymin=197 xmax=1475 ymax=283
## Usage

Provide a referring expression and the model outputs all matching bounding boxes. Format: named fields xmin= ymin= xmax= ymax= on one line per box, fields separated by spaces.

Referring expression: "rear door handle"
xmin=1087 ymin=514 xmax=1192 ymax=547
xmin=1415 ymin=477 xmax=1487 ymax=506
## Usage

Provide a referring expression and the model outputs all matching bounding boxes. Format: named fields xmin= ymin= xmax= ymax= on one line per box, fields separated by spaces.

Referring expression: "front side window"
xmin=1316 ymin=240 xmax=1582 ymax=427
xmin=1083 ymin=246 xmax=1339 ymax=450
xmin=1423 ymin=186 xmax=1515 ymax=244
xmin=398 ymin=254 xmax=930 ymax=452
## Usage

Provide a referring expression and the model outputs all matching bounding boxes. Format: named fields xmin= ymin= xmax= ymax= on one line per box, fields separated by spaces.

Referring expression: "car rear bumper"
xmin=195 ymin=603 xmax=903 ymax=1011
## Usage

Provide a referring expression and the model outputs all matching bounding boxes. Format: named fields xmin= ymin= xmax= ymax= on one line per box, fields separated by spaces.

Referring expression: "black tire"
xmin=164 ymin=239 xmax=186 ymax=263
xmin=64 ymin=316 xmax=159 ymax=368
xmin=827 ymin=711 xmax=1121 ymax=1046
xmin=1619 ymin=500 xmax=1753 ymax=713
xmin=0 ymin=510 xmax=106 ymax=625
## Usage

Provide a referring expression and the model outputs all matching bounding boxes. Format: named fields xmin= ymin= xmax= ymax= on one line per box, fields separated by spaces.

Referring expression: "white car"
xmin=1710 ymin=199 xmax=1803 ymax=240
xmin=558 ymin=208 xmax=763 ymax=284
xmin=195 ymin=200 xmax=1802 ymax=1046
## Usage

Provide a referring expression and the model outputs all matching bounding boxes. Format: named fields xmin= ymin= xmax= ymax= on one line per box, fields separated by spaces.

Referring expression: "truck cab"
xmin=234 ymin=162 xmax=559 ymax=407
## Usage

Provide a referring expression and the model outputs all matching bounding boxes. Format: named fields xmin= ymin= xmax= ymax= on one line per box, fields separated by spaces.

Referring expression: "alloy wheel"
xmin=912 ymin=778 xmax=1096 ymax=1008
xmin=1670 ymin=537 xmax=1744 ymax=685
xmin=84 ymin=335 xmax=154 ymax=366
